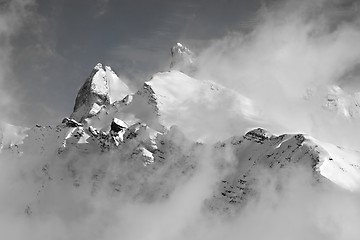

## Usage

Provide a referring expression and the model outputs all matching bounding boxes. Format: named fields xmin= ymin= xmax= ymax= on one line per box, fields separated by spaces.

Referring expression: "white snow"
xmin=139 ymin=70 xmax=260 ymax=141
xmin=105 ymin=66 xmax=132 ymax=103
xmin=91 ymin=68 xmax=108 ymax=96
xmin=309 ymin=137 xmax=360 ymax=191
xmin=113 ymin=118 xmax=128 ymax=129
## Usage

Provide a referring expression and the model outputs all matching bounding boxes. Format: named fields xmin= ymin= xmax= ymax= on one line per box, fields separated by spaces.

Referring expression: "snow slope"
xmin=127 ymin=70 xmax=259 ymax=141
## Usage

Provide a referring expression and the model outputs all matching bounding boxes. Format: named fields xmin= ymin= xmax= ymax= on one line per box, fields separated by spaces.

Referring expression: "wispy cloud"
xmin=196 ymin=0 xmax=360 ymax=149
xmin=0 ymin=0 xmax=35 ymax=124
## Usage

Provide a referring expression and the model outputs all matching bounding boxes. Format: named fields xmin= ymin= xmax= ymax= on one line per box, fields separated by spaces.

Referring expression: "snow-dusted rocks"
xmin=206 ymin=129 xmax=360 ymax=212
xmin=62 ymin=117 xmax=82 ymax=128
xmin=111 ymin=118 xmax=127 ymax=133
xmin=170 ymin=42 xmax=196 ymax=74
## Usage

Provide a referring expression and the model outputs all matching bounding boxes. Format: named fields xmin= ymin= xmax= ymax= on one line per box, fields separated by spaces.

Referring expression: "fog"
xmin=0 ymin=0 xmax=34 ymax=124
xmin=196 ymin=0 xmax=360 ymax=149
xmin=1 ymin=0 xmax=360 ymax=240
xmin=2 ymin=149 xmax=360 ymax=240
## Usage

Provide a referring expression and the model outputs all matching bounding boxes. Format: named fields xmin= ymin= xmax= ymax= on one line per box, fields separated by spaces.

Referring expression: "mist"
xmin=2 ymin=146 xmax=360 ymax=240
xmin=1 ymin=0 xmax=360 ymax=240
xmin=196 ymin=0 xmax=360 ymax=149
xmin=0 ymin=0 xmax=34 ymax=124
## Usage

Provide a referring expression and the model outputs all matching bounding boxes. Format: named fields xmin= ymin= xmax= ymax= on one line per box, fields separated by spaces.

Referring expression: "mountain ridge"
xmin=1 ymin=43 xmax=360 ymax=217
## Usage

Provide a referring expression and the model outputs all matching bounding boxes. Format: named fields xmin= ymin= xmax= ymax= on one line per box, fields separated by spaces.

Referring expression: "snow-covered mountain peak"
xmin=170 ymin=42 xmax=196 ymax=74
xmin=70 ymin=63 xmax=133 ymax=122
xmin=93 ymin=62 xmax=105 ymax=71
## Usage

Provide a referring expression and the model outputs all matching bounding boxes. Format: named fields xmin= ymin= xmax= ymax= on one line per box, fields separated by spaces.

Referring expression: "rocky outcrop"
xmin=111 ymin=118 xmax=127 ymax=133
xmin=170 ymin=42 xmax=196 ymax=74
xmin=62 ymin=117 xmax=82 ymax=128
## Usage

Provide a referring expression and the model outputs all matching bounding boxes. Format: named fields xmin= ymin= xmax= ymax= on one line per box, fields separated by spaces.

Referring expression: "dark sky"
xmin=8 ymin=0 xmax=262 ymax=126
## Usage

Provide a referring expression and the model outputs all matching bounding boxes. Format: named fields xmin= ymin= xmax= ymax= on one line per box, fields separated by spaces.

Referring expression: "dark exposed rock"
xmin=170 ymin=42 xmax=196 ymax=74
xmin=244 ymin=128 xmax=271 ymax=143
xmin=62 ymin=118 xmax=82 ymax=128
xmin=70 ymin=63 xmax=110 ymax=122
xmin=111 ymin=118 xmax=127 ymax=133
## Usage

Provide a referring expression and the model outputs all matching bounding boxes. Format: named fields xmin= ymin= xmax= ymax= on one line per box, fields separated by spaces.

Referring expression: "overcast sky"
xmin=3 ymin=0 xmax=262 ymax=126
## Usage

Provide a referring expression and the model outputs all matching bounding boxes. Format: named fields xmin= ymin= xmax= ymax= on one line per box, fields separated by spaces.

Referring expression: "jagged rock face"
xmin=170 ymin=42 xmax=196 ymax=74
xmin=71 ymin=63 xmax=110 ymax=122
xmin=71 ymin=63 xmax=132 ymax=122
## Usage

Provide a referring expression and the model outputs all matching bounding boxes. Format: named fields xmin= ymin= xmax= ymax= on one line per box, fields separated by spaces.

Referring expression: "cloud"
xmin=186 ymin=166 xmax=360 ymax=240
xmin=0 ymin=0 xmax=35 ymax=124
xmin=195 ymin=0 xmax=360 ymax=149
xmin=4 ymin=128 xmax=360 ymax=240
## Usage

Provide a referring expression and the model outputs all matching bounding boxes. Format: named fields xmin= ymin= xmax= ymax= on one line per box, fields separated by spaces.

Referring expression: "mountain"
xmin=71 ymin=63 xmax=133 ymax=122
xmin=1 ymin=43 xmax=360 ymax=217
